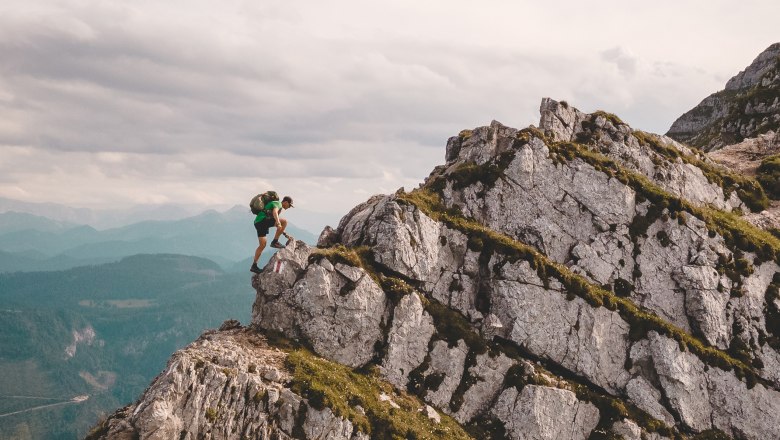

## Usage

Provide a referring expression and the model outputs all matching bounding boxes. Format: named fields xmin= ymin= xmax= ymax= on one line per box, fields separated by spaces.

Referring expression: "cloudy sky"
xmin=0 ymin=1 xmax=778 ymax=228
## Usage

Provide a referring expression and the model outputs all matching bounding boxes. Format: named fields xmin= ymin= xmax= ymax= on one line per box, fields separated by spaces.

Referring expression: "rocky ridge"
xmin=667 ymin=43 xmax=780 ymax=151
xmin=88 ymin=98 xmax=780 ymax=439
xmin=251 ymin=100 xmax=779 ymax=438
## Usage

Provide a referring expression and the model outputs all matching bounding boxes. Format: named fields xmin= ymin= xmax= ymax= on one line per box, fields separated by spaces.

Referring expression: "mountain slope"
xmin=667 ymin=43 xmax=780 ymax=150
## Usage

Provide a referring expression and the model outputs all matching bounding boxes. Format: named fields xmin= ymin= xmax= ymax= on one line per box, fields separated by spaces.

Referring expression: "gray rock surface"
xmin=380 ymin=293 xmax=436 ymax=388
xmin=454 ymin=352 xmax=515 ymax=423
xmin=725 ymin=43 xmax=780 ymax=91
xmin=492 ymin=385 xmax=600 ymax=440
xmin=322 ymin=180 xmax=780 ymax=437
xmin=424 ymin=340 xmax=469 ymax=409
xmin=252 ymin=242 xmax=387 ymax=369
xmin=434 ymin=116 xmax=780 ymax=389
xmin=631 ymin=332 xmax=780 ymax=438
xmin=540 ymin=97 xmax=744 ymax=212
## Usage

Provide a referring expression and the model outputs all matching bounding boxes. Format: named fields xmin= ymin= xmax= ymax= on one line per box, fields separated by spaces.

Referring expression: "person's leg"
xmin=270 ymin=218 xmax=288 ymax=248
xmin=251 ymin=220 xmax=272 ymax=273
xmin=253 ymin=236 xmax=267 ymax=264
xmin=272 ymin=218 xmax=287 ymax=242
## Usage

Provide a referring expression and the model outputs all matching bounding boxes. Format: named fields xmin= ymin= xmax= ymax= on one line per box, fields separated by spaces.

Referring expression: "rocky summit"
xmin=88 ymin=93 xmax=780 ymax=440
xmin=88 ymin=48 xmax=780 ymax=440
xmin=667 ymin=43 xmax=780 ymax=151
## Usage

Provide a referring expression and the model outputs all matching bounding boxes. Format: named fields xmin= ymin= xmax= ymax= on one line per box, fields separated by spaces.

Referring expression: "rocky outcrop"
xmin=541 ymin=99 xmax=752 ymax=212
xmin=667 ymin=43 xmax=780 ymax=150
xmin=85 ymin=323 xmax=466 ymax=440
xmin=251 ymin=239 xmax=675 ymax=439
xmin=708 ymin=130 xmax=780 ymax=176
xmin=320 ymin=192 xmax=778 ymax=436
xmin=85 ymin=326 xmax=369 ymax=440
xmin=245 ymin=101 xmax=780 ymax=438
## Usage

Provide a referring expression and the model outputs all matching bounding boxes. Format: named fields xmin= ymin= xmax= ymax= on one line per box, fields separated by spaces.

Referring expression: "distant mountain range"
xmin=0 ymin=197 xmax=202 ymax=230
xmin=0 ymin=196 xmax=343 ymax=233
xmin=0 ymin=206 xmax=321 ymax=273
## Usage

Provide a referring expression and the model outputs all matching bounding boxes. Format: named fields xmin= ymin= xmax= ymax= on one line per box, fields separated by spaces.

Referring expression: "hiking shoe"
xmin=250 ymin=263 xmax=261 ymax=274
xmin=270 ymin=240 xmax=286 ymax=249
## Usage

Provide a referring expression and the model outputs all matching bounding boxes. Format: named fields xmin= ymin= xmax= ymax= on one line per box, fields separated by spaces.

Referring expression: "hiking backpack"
xmin=250 ymin=191 xmax=279 ymax=215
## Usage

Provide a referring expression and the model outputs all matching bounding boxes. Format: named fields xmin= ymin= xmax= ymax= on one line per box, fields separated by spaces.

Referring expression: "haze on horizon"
xmin=0 ymin=0 xmax=778 ymax=222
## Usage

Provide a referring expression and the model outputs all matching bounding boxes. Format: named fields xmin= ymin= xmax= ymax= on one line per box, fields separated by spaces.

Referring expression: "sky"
xmin=0 ymin=0 xmax=778 ymax=227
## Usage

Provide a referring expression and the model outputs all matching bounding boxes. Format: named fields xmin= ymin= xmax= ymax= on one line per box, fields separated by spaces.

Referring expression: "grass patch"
xmin=592 ymin=110 xmax=626 ymax=127
xmin=309 ymin=245 xmax=372 ymax=272
xmin=284 ymin=348 xmax=473 ymax=439
xmin=205 ymin=407 xmax=218 ymax=423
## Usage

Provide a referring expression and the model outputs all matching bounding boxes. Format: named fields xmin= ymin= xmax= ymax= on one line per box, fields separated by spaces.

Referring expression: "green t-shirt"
xmin=254 ymin=200 xmax=282 ymax=223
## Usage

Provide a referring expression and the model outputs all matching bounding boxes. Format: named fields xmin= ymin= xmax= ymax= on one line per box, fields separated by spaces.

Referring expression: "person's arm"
xmin=272 ymin=208 xmax=281 ymax=227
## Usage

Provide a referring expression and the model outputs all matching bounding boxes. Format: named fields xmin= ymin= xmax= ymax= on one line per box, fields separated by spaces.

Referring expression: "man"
xmin=250 ymin=196 xmax=294 ymax=274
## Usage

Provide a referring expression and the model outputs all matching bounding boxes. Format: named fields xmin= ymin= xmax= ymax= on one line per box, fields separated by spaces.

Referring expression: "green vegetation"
xmin=205 ymin=407 xmax=218 ymax=423
xmin=592 ymin=110 xmax=626 ymax=127
xmin=757 ymin=154 xmax=780 ymax=199
xmin=309 ymin=245 xmax=372 ymax=274
xmin=284 ymin=347 xmax=473 ymax=440
xmin=396 ymin=189 xmax=762 ymax=388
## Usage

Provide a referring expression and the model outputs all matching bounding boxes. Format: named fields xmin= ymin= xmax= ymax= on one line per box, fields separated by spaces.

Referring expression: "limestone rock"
xmin=254 ymin=253 xmax=387 ymax=368
xmin=630 ymin=331 xmax=780 ymax=437
xmin=380 ymin=293 xmax=436 ymax=388
xmin=492 ymin=385 xmax=600 ymax=440
xmin=454 ymin=352 xmax=515 ymax=423
xmin=423 ymin=339 xmax=469 ymax=410
xmin=540 ymin=98 xmax=743 ymax=212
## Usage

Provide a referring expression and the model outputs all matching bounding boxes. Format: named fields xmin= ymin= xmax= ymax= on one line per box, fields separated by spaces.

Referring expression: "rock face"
xmin=667 ymin=43 xmax=780 ymax=150
xmin=244 ymin=99 xmax=779 ymax=438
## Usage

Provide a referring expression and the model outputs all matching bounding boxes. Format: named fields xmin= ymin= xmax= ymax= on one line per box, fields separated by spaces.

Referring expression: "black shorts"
xmin=254 ymin=218 xmax=275 ymax=237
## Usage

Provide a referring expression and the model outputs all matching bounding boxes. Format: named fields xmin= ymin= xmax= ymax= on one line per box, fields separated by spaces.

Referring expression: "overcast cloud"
xmin=0 ymin=0 xmax=778 ymax=229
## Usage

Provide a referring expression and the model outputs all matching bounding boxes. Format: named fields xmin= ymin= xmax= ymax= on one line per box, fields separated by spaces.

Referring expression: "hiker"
xmin=250 ymin=195 xmax=294 ymax=274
